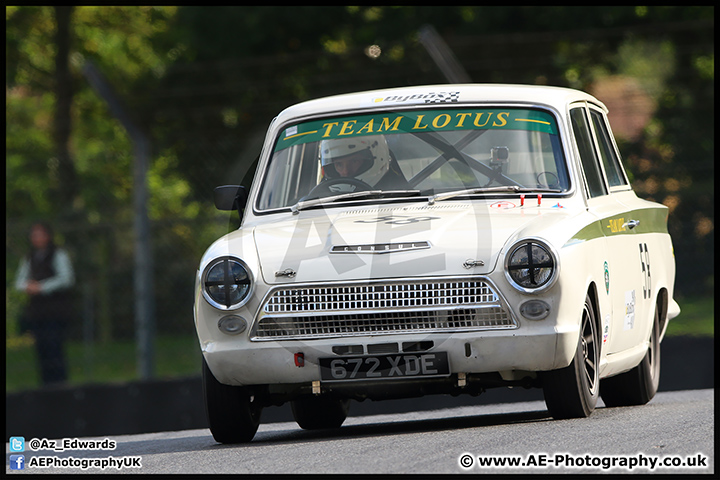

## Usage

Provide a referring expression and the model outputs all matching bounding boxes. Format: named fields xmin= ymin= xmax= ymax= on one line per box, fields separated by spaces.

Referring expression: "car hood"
xmin=253 ymin=202 xmax=575 ymax=284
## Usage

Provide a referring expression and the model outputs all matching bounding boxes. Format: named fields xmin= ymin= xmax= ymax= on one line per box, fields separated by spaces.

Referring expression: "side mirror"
xmin=213 ymin=185 xmax=247 ymax=211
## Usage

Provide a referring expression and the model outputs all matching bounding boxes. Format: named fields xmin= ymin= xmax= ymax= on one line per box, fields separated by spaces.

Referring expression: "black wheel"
xmin=541 ymin=294 xmax=600 ymax=419
xmin=202 ymin=358 xmax=261 ymax=443
xmin=305 ymin=177 xmax=372 ymax=199
xmin=600 ymin=303 xmax=661 ymax=407
xmin=291 ymin=395 xmax=350 ymax=430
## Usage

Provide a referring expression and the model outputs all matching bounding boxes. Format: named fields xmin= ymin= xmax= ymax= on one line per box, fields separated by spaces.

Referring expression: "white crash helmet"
xmin=320 ymin=135 xmax=391 ymax=187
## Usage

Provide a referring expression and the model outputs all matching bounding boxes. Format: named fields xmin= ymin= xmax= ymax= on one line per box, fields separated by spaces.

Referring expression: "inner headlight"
xmin=505 ymin=240 xmax=557 ymax=293
xmin=202 ymin=257 xmax=253 ymax=309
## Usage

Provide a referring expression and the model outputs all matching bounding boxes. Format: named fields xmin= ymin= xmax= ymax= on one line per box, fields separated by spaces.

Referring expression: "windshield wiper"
xmin=428 ymin=186 xmax=563 ymax=205
xmin=291 ymin=190 xmax=423 ymax=215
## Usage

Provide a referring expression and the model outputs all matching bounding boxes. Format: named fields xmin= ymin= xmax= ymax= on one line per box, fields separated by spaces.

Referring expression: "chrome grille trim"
xmin=251 ymin=278 xmax=516 ymax=340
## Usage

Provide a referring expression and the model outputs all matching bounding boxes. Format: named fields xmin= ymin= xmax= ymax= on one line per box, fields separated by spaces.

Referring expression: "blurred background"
xmin=6 ymin=6 xmax=714 ymax=393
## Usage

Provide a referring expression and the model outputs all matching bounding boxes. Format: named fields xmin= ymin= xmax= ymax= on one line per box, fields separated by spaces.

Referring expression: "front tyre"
xmin=291 ymin=396 xmax=350 ymax=430
xmin=541 ymin=294 xmax=600 ymax=419
xmin=600 ymin=303 xmax=661 ymax=407
xmin=203 ymin=358 xmax=261 ymax=443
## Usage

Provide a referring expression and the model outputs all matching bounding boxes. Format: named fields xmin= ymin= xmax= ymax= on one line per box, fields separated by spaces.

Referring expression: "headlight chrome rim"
xmin=504 ymin=238 xmax=558 ymax=294
xmin=201 ymin=256 xmax=254 ymax=310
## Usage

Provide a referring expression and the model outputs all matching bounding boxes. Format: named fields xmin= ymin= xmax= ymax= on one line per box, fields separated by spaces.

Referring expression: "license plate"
xmin=319 ymin=352 xmax=450 ymax=382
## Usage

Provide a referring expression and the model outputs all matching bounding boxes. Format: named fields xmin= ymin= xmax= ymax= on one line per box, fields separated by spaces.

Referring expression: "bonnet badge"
xmin=275 ymin=268 xmax=297 ymax=278
xmin=463 ymin=259 xmax=485 ymax=269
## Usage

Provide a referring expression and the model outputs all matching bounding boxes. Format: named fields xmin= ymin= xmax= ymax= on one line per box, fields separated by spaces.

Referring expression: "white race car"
xmin=194 ymin=84 xmax=680 ymax=443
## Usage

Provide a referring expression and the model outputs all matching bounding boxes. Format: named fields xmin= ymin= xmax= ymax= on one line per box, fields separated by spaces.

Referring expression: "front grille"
xmin=251 ymin=279 xmax=516 ymax=340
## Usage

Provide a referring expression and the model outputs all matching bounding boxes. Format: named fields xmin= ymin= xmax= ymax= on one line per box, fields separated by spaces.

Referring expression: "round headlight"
xmin=505 ymin=240 xmax=557 ymax=293
xmin=202 ymin=257 xmax=253 ymax=309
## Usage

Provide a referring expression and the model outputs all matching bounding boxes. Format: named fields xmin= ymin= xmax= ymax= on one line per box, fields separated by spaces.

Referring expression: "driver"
xmin=319 ymin=135 xmax=409 ymax=190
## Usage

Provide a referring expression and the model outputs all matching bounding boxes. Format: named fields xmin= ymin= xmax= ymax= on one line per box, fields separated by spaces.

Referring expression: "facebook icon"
xmin=9 ymin=455 xmax=25 ymax=470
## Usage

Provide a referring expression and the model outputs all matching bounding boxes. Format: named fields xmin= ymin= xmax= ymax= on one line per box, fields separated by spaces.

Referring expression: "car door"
xmin=569 ymin=103 xmax=643 ymax=355
xmin=587 ymin=105 xmax=655 ymax=353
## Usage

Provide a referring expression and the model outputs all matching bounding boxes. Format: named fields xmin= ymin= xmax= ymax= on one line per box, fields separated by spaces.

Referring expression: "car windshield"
xmin=256 ymin=107 xmax=570 ymax=211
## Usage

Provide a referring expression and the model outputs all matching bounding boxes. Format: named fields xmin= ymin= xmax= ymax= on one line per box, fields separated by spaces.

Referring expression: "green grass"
xmin=6 ymin=334 xmax=202 ymax=393
xmin=665 ymin=295 xmax=714 ymax=337
xmin=6 ymin=295 xmax=713 ymax=393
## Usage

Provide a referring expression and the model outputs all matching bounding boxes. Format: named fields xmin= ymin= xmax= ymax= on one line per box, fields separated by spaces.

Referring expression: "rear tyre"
xmin=203 ymin=358 xmax=261 ymax=443
xmin=541 ymin=294 xmax=600 ymax=419
xmin=291 ymin=396 xmax=350 ymax=430
xmin=600 ymin=303 xmax=661 ymax=407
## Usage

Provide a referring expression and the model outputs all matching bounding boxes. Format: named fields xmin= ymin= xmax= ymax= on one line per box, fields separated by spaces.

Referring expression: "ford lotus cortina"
xmin=194 ymin=84 xmax=680 ymax=443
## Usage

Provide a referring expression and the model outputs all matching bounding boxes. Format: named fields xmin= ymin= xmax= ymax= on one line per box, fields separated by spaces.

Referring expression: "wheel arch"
xmin=655 ymin=287 xmax=669 ymax=341
xmin=586 ymin=281 xmax=603 ymax=349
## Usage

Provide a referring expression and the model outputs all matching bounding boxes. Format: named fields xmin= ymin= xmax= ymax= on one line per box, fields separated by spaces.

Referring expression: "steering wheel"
xmin=537 ymin=171 xmax=560 ymax=189
xmin=305 ymin=177 xmax=374 ymax=200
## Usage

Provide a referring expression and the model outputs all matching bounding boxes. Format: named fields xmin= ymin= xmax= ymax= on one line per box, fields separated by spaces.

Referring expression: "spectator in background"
xmin=14 ymin=222 xmax=75 ymax=386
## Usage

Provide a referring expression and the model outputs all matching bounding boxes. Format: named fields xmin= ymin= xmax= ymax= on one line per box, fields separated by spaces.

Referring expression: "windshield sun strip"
xmin=254 ymin=106 xmax=571 ymax=214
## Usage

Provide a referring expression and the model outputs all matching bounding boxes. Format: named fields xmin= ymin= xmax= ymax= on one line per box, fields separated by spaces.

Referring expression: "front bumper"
xmin=201 ymin=324 xmax=579 ymax=387
xmin=196 ymin=268 xmax=585 ymax=389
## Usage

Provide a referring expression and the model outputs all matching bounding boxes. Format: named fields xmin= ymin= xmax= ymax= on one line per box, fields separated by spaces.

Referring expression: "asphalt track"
xmin=6 ymin=334 xmax=713 ymax=441
xmin=6 ymin=388 xmax=714 ymax=474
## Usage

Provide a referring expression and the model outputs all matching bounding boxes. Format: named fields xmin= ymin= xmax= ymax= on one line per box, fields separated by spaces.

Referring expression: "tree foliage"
xmin=6 ymin=6 xmax=714 ymax=344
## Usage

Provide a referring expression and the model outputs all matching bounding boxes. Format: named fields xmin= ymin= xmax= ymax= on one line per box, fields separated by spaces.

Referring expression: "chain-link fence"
xmin=6 ymin=18 xmax=713 ymax=393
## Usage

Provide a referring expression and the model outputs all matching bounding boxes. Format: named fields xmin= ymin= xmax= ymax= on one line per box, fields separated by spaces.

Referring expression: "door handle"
xmin=623 ymin=219 xmax=640 ymax=230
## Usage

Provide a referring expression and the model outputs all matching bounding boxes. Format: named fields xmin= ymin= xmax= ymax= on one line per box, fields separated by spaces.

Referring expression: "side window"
xmin=590 ymin=109 xmax=628 ymax=188
xmin=570 ymin=107 xmax=607 ymax=198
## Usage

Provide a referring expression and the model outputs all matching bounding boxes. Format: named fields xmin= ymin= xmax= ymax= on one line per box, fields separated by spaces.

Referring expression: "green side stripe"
xmin=564 ymin=207 xmax=669 ymax=247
